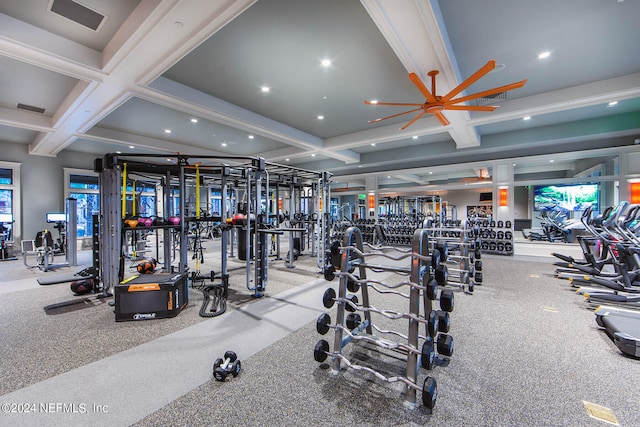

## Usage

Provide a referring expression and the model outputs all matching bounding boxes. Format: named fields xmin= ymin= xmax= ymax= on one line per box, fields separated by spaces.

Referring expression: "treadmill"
xmin=594 ymin=305 xmax=640 ymax=357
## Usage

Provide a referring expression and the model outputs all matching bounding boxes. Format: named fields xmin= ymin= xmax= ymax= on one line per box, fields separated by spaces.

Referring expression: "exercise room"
xmin=1 ymin=1 xmax=639 ymax=426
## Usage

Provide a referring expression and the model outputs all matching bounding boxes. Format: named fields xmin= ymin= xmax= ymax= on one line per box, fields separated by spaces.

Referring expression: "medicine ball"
xmin=136 ymin=259 xmax=157 ymax=274
xmin=70 ymin=278 xmax=94 ymax=295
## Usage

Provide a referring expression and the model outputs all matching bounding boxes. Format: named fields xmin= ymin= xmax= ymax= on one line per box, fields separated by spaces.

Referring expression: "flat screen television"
xmin=533 ymin=183 xmax=599 ymax=211
xmin=46 ymin=212 xmax=66 ymax=223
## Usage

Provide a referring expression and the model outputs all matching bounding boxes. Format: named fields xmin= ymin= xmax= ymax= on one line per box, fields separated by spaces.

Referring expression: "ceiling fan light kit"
xmin=365 ymin=59 xmax=527 ymax=129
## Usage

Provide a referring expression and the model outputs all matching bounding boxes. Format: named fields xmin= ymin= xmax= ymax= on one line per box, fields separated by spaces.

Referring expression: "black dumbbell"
xmin=213 ymin=351 xmax=241 ymax=381
xmin=426 ymin=277 xmax=438 ymax=300
xmin=437 ymin=333 xmax=454 ymax=357
xmin=440 ymin=289 xmax=454 ymax=312
xmin=436 ymin=310 xmax=450 ymax=333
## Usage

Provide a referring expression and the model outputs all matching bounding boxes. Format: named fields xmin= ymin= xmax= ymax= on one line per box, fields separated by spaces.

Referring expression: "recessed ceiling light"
xmin=285 ymin=158 xmax=290 ymax=162
xmin=321 ymin=59 xmax=331 ymax=67
xmin=116 ymin=151 xmax=122 ymax=154
xmin=248 ymin=135 xmax=254 ymax=139
xmin=311 ymin=153 xmax=316 ymax=157
xmin=261 ymin=86 xmax=270 ymax=93
xmin=429 ymin=171 xmax=433 ymax=175
xmin=129 ymin=145 xmax=134 ymax=149
xmin=190 ymin=118 xmax=198 ymax=123
xmin=523 ymin=116 xmax=531 ymax=121
xmin=221 ymin=143 xmax=227 ymax=147
xmin=164 ymin=129 xmax=171 ymax=134
xmin=608 ymin=101 xmax=618 ymax=107
xmin=371 ymin=143 xmax=376 ymax=146
xmin=412 ymin=135 xmax=418 ymax=140
xmin=538 ymin=51 xmax=551 ymax=59
xmin=322 ymin=96 xmax=327 ymax=100
xmin=387 ymin=176 xmax=391 ymax=179
xmin=549 ymin=159 xmax=555 ymax=163
xmin=317 ymin=115 xmax=324 ymax=120
xmin=358 ymin=165 xmax=363 ymax=168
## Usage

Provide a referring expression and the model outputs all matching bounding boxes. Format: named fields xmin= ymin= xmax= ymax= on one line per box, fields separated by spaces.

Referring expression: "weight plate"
xmin=314 ymin=339 xmax=330 ymax=363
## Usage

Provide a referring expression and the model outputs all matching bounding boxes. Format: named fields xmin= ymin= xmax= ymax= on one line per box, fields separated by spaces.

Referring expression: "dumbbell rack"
xmin=473 ymin=219 xmax=514 ymax=256
xmin=425 ymin=220 xmax=482 ymax=290
xmin=377 ymin=216 xmax=421 ymax=246
xmin=314 ymin=226 xmax=454 ymax=410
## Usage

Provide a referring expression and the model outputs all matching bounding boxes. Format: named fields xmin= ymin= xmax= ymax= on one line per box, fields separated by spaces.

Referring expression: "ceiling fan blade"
xmin=365 ymin=100 xmax=424 ymax=107
xmin=368 ymin=107 xmax=424 ymax=123
xmin=408 ymin=73 xmax=438 ymax=103
xmin=433 ymin=111 xmax=450 ymax=126
xmin=444 ymin=105 xmax=497 ymax=111
xmin=400 ymin=111 xmax=428 ymax=130
xmin=447 ymin=79 xmax=528 ymax=105
xmin=441 ymin=60 xmax=496 ymax=102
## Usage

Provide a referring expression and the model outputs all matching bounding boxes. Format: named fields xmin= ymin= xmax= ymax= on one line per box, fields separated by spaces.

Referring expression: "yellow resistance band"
xmin=132 ymin=180 xmax=137 ymax=217
xmin=122 ymin=163 xmax=127 ymax=219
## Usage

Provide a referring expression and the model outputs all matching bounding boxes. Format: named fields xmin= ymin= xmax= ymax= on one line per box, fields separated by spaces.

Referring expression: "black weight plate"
xmin=314 ymin=339 xmax=329 ymax=363
xmin=224 ymin=351 xmax=237 ymax=363
xmin=213 ymin=358 xmax=223 ymax=371
xmin=347 ymin=275 xmax=360 ymax=293
xmin=428 ymin=310 xmax=439 ymax=338
xmin=422 ymin=376 xmax=438 ymax=410
xmin=346 ymin=313 xmax=361 ymax=330
xmin=213 ymin=367 xmax=227 ymax=382
xmin=231 ymin=360 xmax=241 ymax=377
xmin=324 ymin=266 xmax=335 ymax=282
xmin=345 ymin=294 xmax=358 ymax=312
xmin=322 ymin=288 xmax=336 ymax=308
xmin=421 ymin=337 xmax=435 ymax=370
xmin=316 ymin=313 xmax=331 ymax=335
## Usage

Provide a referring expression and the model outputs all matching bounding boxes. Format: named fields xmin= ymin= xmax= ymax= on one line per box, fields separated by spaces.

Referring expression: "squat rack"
xmin=95 ymin=153 xmax=331 ymax=298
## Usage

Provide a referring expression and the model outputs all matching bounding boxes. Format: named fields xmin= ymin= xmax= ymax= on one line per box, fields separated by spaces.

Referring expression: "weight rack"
xmin=425 ymin=220 xmax=482 ymax=289
xmin=314 ymin=226 xmax=455 ymax=410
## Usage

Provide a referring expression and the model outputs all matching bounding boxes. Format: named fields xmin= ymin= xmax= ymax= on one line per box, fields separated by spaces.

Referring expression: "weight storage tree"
xmin=313 ymin=226 xmax=455 ymax=410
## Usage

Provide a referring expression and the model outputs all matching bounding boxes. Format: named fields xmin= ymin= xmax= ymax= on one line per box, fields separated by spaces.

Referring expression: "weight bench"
xmin=37 ymin=266 xmax=97 ymax=286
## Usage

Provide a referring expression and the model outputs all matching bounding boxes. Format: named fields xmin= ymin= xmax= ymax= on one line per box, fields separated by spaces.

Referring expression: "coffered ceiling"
xmin=1 ymin=0 xmax=639 ymax=192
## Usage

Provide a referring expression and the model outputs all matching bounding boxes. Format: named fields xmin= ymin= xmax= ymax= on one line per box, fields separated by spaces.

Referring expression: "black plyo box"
xmin=115 ymin=273 xmax=188 ymax=322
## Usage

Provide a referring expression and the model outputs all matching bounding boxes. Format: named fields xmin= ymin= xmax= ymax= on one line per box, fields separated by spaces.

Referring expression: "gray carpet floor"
xmin=0 ymin=239 xmax=638 ymax=426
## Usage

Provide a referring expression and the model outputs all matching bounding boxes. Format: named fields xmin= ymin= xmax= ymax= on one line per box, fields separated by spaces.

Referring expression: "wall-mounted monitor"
xmin=0 ymin=213 xmax=13 ymax=223
xmin=533 ymin=183 xmax=599 ymax=212
xmin=46 ymin=212 xmax=66 ymax=223
xmin=479 ymin=192 xmax=493 ymax=202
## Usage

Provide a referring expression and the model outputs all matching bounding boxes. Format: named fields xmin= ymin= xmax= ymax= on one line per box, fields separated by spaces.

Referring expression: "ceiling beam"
xmin=2 ymin=0 xmax=256 ymax=156
xmin=360 ymin=0 xmax=480 ymax=149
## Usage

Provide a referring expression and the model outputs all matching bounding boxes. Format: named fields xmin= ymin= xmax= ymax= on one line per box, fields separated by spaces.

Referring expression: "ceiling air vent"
xmin=16 ymin=103 xmax=46 ymax=114
xmin=477 ymin=91 xmax=507 ymax=106
xmin=48 ymin=0 xmax=106 ymax=31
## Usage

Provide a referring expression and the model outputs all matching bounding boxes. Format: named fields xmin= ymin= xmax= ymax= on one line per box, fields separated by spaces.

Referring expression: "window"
xmin=210 ymin=189 xmax=221 ymax=216
xmin=65 ymin=169 xmax=100 ymax=238
xmin=0 ymin=162 xmax=21 ymax=242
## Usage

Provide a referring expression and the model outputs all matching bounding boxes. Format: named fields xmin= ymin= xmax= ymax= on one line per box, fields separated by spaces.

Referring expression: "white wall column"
xmin=365 ymin=176 xmax=378 ymax=221
xmin=493 ymin=163 xmax=514 ymax=222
